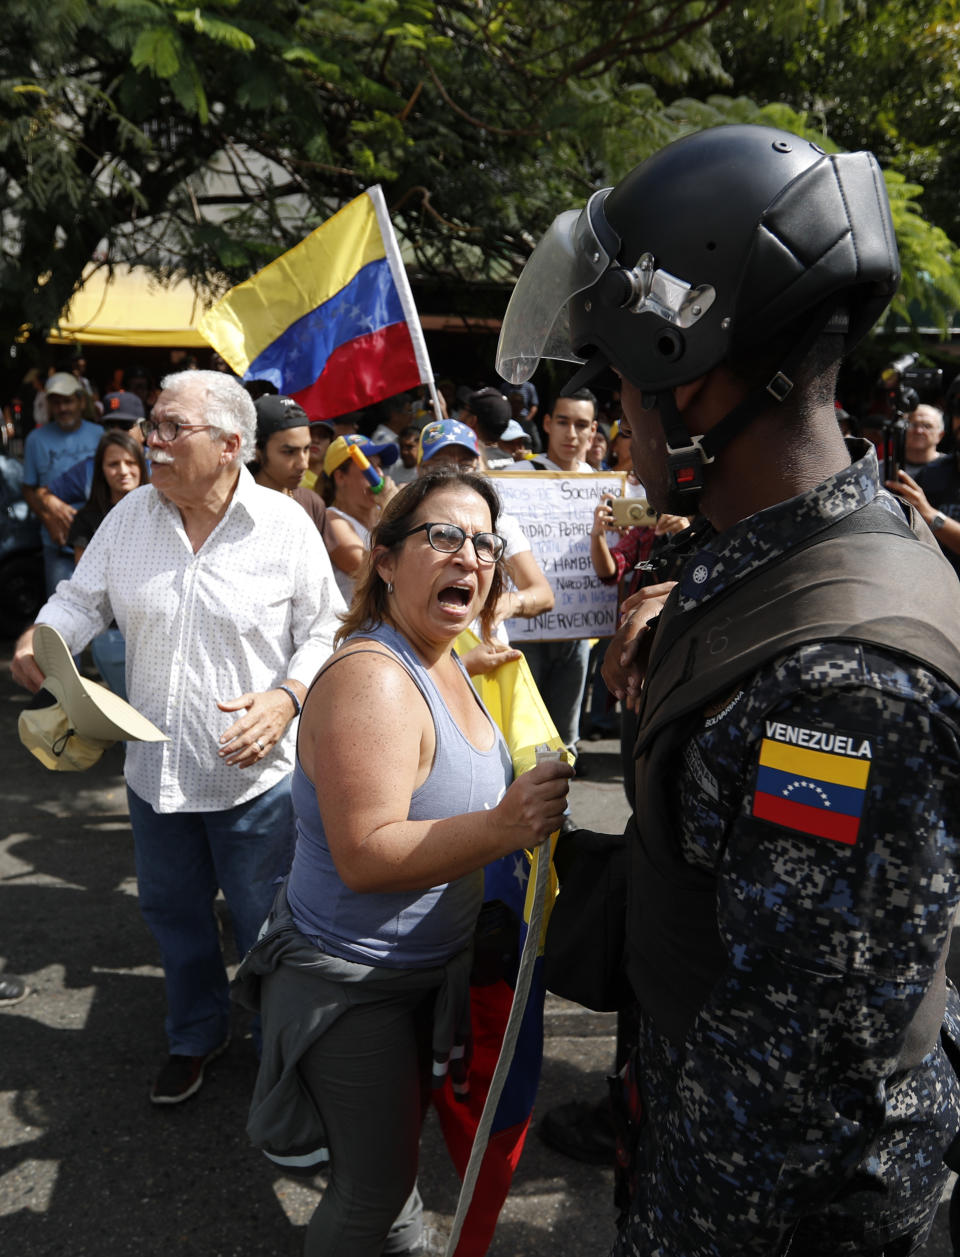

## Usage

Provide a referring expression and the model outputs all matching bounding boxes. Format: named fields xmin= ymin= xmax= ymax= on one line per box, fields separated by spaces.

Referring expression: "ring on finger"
xmin=255 ymin=739 xmax=265 ymax=752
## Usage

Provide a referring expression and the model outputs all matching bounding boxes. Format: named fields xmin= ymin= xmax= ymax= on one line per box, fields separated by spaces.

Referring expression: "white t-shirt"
xmin=326 ymin=506 xmax=372 ymax=605
xmin=527 ymin=455 xmax=593 ymax=474
xmin=467 ymin=508 xmax=532 ymax=645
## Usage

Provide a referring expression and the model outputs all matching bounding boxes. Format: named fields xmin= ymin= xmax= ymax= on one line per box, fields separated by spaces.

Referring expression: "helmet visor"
xmin=496 ymin=191 xmax=614 ymax=385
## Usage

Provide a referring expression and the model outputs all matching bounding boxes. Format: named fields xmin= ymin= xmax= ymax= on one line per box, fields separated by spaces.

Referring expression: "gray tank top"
xmin=287 ymin=621 xmax=513 ymax=966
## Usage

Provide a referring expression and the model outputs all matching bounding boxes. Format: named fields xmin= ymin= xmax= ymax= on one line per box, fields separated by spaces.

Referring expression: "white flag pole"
xmin=367 ymin=184 xmax=444 ymax=421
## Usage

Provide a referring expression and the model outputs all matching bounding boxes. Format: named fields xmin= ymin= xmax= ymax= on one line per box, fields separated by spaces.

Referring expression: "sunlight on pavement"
xmin=0 ymin=1159 xmax=59 ymax=1216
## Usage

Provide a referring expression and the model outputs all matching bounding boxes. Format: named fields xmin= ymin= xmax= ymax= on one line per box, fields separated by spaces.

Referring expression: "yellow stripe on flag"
xmin=197 ymin=191 xmax=386 ymax=374
xmin=758 ymin=739 xmax=870 ymax=789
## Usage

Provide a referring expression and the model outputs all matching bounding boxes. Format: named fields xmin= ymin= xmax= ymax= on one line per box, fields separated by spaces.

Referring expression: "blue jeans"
xmin=522 ymin=638 xmax=591 ymax=752
xmin=127 ymin=778 xmax=296 ymax=1055
xmin=42 ymin=543 xmax=75 ymax=598
xmin=90 ymin=628 xmax=127 ymax=700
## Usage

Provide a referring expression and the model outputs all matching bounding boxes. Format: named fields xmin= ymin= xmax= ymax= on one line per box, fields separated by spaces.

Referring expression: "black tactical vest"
xmin=628 ymin=498 xmax=960 ymax=1047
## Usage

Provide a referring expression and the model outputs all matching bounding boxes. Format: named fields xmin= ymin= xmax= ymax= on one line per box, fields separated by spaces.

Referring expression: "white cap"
xmin=44 ymin=372 xmax=83 ymax=397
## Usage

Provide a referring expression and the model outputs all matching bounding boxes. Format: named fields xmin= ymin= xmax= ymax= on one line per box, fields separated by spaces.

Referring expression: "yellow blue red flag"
xmin=197 ymin=186 xmax=432 ymax=419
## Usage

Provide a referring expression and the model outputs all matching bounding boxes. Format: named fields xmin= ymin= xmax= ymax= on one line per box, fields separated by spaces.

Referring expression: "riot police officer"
xmin=498 ymin=125 xmax=960 ymax=1255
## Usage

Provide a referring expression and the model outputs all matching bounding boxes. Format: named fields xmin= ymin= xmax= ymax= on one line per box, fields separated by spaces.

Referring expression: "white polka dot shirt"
xmin=37 ymin=467 xmax=346 ymax=812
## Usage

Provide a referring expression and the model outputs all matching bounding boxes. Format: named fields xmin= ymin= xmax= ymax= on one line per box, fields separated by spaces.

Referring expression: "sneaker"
xmin=150 ymin=1037 xmax=230 ymax=1105
xmin=390 ymin=1227 xmax=446 ymax=1256
xmin=0 ymin=974 xmax=29 ymax=1007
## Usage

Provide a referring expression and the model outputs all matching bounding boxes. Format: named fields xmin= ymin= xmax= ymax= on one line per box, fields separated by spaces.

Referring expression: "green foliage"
xmin=704 ymin=0 xmax=960 ymax=320
xmin=1 ymin=0 xmax=958 ymax=368
xmin=884 ymin=170 xmax=960 ymax=332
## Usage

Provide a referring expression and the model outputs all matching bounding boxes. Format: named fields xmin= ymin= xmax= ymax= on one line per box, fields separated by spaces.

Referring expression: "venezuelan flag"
xmin=197 ymin=186 xmax=431 ymax=419
xmin=752 ymin=736 xmax=871 ymax=845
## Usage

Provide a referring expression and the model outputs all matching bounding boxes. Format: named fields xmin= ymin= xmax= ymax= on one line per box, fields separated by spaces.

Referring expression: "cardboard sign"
xmin=490 ymin=470 xmax=626 ymax=642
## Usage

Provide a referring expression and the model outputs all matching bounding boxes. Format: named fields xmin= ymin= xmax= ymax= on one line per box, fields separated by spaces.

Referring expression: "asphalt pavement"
xmin=0 ymin=639 xmax=956 ymax=1255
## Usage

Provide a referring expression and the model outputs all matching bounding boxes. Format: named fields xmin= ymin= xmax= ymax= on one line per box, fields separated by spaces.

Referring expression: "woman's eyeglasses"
xmin=400 ymin=521 xmax=504 ymax=564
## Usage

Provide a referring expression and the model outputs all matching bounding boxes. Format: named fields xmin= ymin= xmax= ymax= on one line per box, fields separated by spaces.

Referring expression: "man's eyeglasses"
xmin=139 ymin=418 xmax=217 ymax=442
xmin=400 ymin=521 xmax=505 ymax=564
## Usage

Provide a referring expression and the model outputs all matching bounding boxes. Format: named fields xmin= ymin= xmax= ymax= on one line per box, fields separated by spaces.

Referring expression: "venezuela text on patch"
xmin=752 ymin=720 xmax=872 ymax=846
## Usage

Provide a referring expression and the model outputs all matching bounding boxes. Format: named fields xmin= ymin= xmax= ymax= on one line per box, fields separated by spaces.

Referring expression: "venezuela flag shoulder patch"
xmin=752 ymin=719 xmax=872 ymax=846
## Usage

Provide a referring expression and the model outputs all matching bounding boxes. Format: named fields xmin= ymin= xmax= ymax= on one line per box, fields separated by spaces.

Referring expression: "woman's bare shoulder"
xmin=310 ymin=638 xmax=421 ymax=706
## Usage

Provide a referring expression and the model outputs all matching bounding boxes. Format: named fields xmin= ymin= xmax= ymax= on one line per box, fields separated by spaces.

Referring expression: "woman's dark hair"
xmin=88 ymin=430 xmax=148 ymax=518
xmin=335 ymin=466 xmax=505 ymax=646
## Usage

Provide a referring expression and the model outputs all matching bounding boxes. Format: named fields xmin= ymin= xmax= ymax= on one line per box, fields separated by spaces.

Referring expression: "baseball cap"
xmin=254 ymin=394 xmax=310 ymax=444
xmin=44 ymin=372 xmax=84 ymax=397
xmin=465 ymin=388 xmax=511 ymax=437
xmin=101 ymin=390 xmax=145 ymax=422
xmin=323 ymin=433 xmax=399 ymax=476
xmin=418 ymin=419 xmax=480 ymax=464
xmin=500 ymin=419 xmax=530 ymax=443
xmin=18 ymin=625 xmax=168 ymax=772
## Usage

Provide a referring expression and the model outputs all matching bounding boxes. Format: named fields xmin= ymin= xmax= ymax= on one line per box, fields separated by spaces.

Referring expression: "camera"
xmin=608 ymin=496 xmax=658 ymax=528
xmin=877 ymin=354 xmax=944 ymax=480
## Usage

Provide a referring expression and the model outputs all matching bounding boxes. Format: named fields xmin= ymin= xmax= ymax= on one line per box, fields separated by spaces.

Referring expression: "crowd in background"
xmin=5 ymin=348 xmax=960 ymax=755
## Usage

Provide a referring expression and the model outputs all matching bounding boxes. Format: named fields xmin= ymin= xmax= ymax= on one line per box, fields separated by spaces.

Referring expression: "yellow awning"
xmin=49 ymin=264 xmax=212 ymax=348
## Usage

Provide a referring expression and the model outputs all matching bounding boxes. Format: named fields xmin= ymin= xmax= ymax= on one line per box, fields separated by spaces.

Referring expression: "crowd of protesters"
xmin=5 ymin=338 xmax=960 ymax=1256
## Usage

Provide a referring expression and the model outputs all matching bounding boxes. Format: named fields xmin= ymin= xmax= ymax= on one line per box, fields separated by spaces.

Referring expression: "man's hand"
xmin=22 ymin=486 xmax=76 ymax=546
xmin=42 ymin=497 xmax=78 ymax=547
xmin=11 ymin=625 xmax=44 ymax=692
xmin=601 ymin=582 xmax=676 ymax=711
xmin=654 ymin=512 xmax=691 ymax=537
xmin=885 ymin=469 xmax=935 ymax=521
xmin=217 ymin=686 xmax=301 ymax=768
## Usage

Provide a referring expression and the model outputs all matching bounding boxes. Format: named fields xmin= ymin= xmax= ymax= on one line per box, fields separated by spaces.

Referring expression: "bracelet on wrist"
xmin=277 ymin=683 xmax=302 ymax=716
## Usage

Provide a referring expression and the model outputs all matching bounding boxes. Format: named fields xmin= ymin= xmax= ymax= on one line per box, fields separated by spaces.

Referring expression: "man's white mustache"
xmin=148 ymin=450 xmax=175 ymax=465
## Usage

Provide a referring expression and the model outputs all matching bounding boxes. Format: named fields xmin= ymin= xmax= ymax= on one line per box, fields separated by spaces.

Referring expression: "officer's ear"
xmin=675 ymin=368 xmax=735 ymax=435
xmin=674 ymin=375 xmax=709 ymax=414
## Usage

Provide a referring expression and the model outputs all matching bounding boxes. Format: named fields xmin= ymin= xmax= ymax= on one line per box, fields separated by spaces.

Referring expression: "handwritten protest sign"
xmin=490 ymin=470 xmax=626 ymax=643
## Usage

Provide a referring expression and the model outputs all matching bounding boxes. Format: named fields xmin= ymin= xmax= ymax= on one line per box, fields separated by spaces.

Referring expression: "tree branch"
xmin=389 ymin=185 xmax=482 ymax=233
xmin=422 ymin=61 xmax=540 ymax=137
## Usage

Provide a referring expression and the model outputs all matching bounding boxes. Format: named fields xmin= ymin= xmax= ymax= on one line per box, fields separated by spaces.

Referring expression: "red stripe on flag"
xmin=293 ymin=322 xmax=422 ymax=420
xmin=432 ymin=980 xmax=533 ymax=1257
xmin=753 ymin=790 xmax=860 ymax=845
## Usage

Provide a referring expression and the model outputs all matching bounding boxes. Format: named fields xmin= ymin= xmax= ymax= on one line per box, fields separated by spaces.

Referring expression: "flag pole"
xmin=367 ymin=184 xmax=444 ymax=421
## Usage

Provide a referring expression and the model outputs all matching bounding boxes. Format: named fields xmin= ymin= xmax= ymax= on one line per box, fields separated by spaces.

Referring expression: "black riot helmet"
xmin=497 ymin=124 xmax=901 ymax=504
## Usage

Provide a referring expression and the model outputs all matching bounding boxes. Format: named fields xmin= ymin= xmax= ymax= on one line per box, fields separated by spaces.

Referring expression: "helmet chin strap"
xmin=656 ymin=304 xmax=837 ymax=514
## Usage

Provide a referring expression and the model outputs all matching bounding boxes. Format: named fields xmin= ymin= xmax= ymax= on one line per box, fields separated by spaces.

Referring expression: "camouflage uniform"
xmin=616 ymin=442 xmax=960 ymax=1256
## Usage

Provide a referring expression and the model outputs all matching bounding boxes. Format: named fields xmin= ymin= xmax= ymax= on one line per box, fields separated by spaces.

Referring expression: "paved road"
xmin=0 ymin=639 xmax=955 ymax=1254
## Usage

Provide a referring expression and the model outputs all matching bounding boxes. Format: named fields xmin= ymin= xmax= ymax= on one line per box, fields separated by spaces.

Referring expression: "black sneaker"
xmin=0 ymin=974 xmax=29 ymax=1007
xmin=150 ymin=1037 xmax=230 ymax=1105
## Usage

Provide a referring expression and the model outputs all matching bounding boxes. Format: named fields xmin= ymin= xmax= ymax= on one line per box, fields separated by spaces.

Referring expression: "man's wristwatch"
xmin=930 ymin=511 xmax=947 ymax=532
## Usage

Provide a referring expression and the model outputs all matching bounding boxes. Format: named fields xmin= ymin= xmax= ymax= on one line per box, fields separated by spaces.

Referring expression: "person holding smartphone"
xmin=590 ymin=495 xmax=688 ymax=594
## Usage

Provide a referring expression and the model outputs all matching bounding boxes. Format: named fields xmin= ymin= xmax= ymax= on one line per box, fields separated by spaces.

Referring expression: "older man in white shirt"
xmin=13 ymin=370 xmax=345 ymax=1104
